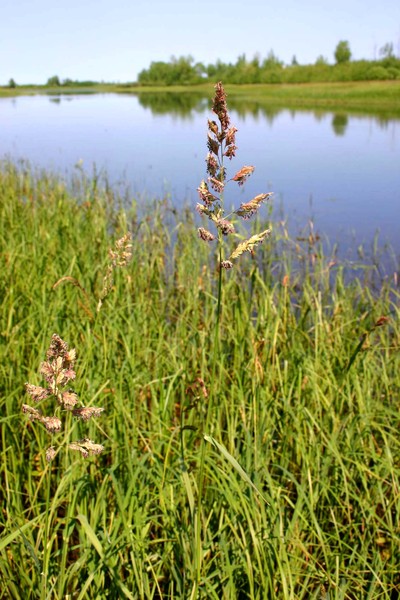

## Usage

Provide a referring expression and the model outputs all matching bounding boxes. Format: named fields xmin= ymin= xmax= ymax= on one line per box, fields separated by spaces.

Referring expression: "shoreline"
xmin=1 ymin=80 xmax=400 ymax=114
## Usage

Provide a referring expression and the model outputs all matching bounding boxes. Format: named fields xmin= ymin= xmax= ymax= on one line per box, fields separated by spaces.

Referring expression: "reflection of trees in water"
xmin=137 ymin=92 xmax=284 ymax=123
xmin=136 ymin=92 xmax=207 ymax=117
xmin=136 ymin=91 xmax=398 ymax=132
xmin=227 ymin=98 xmax=283 ymax=124
xmin=332 ymin=113 xmax=349 ymax=136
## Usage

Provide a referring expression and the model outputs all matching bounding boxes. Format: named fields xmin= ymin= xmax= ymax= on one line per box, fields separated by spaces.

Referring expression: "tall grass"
xmin=0 ymin=160 xmax=399 ymax=599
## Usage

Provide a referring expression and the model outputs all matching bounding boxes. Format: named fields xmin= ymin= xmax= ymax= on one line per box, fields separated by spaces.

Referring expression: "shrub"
xmin=367 ymin=66 xmax=390 ymax=80
xmin=387 ymin=67 xmax=400 ymax=80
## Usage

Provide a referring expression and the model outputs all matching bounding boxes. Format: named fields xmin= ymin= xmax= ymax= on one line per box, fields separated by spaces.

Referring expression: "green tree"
xmin=46 ymin=75 xmax=61 ymax=87
xmin=334 ymin=41 xmax=351 ymax=64
xmin=8 ymin=78 xmax=16 ymax=88
xmin=262 ymin=50 xmax=283 ymax=69
xmin=315 ymin=55 xmax=328 ymax=66
xmin=137 ymin=56 xmax=203 ymax=86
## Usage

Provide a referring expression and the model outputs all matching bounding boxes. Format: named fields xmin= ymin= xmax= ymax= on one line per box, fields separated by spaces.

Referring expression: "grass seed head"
xmin=60 ymin=390 xmax=79 ymax=409
xmin=198 ymin=227 xmax=216 ymax=242
xmin=72 ymin=406 xmax=105 ymax=421
xmin=197 ymin=81 xmax=272 ymax=268
xmin=232 ymin=165 xmax=255 ymax=186
xmin=220 ymin=260 xmax=233 ymax=269
xmin=41 ymin=416 xmax=62 ymax=433
xmin=23 ymin=334 xmax=105 ymax=461
xmin=229 ymin=229 xmax=271 ymax=260
xmin=45 ymin=447 xmax=57 ymax=462
xmin=25 ymin=384 xmax=50 ymax=403
xmin=69 ymin=438 xmax=104 ymax=458
xmin=212 ymin=81 xmax=230 ymax=132
xmin=236 ymin=193 xmax=273 ymax=219
xmin=216 ymin=219 xmax=235 ymax=236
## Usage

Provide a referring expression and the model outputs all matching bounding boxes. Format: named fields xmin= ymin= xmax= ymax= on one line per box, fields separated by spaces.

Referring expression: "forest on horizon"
xmin=4 ymin=40 xmax=400 ymax=89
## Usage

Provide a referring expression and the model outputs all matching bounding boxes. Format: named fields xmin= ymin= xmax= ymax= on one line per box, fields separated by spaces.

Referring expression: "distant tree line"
xmin=137 ymin=41 xmax=400 ymax=86
xmin=4 ymin=41 xmax=399 ymax=89
xmin=2 ymin=76 xmax=100 ymax=89
xmin=45 ymin=76 xmax=99 ymax=87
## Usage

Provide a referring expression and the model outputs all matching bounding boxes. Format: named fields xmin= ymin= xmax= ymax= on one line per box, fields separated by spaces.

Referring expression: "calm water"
xmin=1 ymin=93 xmax=399 ymax=256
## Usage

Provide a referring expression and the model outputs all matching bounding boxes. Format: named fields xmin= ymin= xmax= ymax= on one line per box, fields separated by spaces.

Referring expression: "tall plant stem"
xmin=41 ymin=463 xmax=52 ymax=600
xmin=192 ymin=236 xmax=223 ymax=598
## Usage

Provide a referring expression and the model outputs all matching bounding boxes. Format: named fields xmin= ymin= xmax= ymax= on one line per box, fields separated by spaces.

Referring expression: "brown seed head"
xmin=22 ymin=404 xmax=42 ymax=421
xmin=47 ymin=334 xmax=69 ymax=360
xmin=197 ymin=181 xmax=218 ymax=206
xmin=41 ymin=416 xmax=62 ymax=433
xmin=212 ymin=82 xmax=230 ymax=132
xmin=198 ymin=227 xmax=216 ymax=242
xmin=208 ymin=177 xmax=225 ymax=194
xmin=72 ymin=406 xmax=105 ymax=421
xmin=46 ymin=446 xmax=57 ymax=462
xmin=60 ymin=390 xmax=79 ymax=409
xmin=69 ymin=438 xmax=104 ymax=458
xmin=61 ymin=368 xmax=76 ymax=385
xmin=216 ymin=219 xmax=235 ymax=236
xmin=25 ymin=384 xmax=50 ymax=403
xmin=206 ymin=153 xmax=218 ymax=177
xmin=64 ymin=348 xmax=76 ymax=364
xmin=207 ymin=120 xmax=219 ymax=136
xmin=232 ymin=166 xmax=255 ymax=186
xmin=196 ymin=203 xmax=211 ymax=217
xmin=224 ymin=127 xmax=238 ymax=159
xmin=236 ymin=193 xmax=273 ymax=220
xmin=225 ymin=126 xmax=237 ymax=147
xmin=40 ymin=361 xmax=55 ymax=383
xmin=220 ymin=260 xmax=233 ymax=270
xmin=207 ymin=133 xmax=220 ymax=156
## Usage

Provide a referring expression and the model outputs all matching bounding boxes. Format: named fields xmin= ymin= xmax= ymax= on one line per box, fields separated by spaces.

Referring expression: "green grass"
xmin=1 ymin=81 xmax=400 ymax=114
xmin=0 ymin=162 xmax=399 ymax=599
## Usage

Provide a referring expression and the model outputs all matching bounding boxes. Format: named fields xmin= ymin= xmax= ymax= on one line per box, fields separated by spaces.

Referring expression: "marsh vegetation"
xmin=0 ymin=82 xmax=399 ymax=599
xmin=0 ymin=153 xmax=399 ymax=598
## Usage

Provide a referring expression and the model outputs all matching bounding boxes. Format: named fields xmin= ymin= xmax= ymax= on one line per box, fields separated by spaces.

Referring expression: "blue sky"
xmin=1 ymin=0 xmax=399 ymax=85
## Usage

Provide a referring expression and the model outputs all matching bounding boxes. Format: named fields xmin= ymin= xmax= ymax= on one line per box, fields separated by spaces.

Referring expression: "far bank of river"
xmin=1 ymin=81 xmax=400 ymax=116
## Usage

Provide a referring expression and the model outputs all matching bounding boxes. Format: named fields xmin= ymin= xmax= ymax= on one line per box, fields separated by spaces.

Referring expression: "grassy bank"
xmin=1 ymin=81 xmax=400 ymax=114
xmin=0 ymin=162 xmax=399 ymax=598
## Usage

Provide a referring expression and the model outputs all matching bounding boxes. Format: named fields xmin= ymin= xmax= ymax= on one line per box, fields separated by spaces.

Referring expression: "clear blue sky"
xmin=1 ymin=0 xmax=399 ymax=85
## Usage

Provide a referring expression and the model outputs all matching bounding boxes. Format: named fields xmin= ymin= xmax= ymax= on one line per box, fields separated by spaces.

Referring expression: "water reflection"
xmin=0 ymin=92 xmax=398 ymax=256
xmin=332 ymin=114 xmax=349 ymax=136
xmin=136 ymin=92 xmax=207 ymax=117
xmin=134 ymin=91 xmax=400 ymax=134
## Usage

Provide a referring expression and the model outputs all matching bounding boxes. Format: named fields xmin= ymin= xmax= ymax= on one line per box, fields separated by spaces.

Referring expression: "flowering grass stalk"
xmin=192 ymin=82 xmax=273 ymax=596
xmin=196 ymin=81 xmax=272 ymax=428
xmin=196 ymin=81 xmax=272 ymax=275
xmin=97 ymin=232 xmax=133 ymax=312
xmin=22 ymin=334 xmax=105 ymax=598
xmin=23 ymin=334 xmax=104 ymax=461
xmin=52 ymin=232 xmax=133 ymax=319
